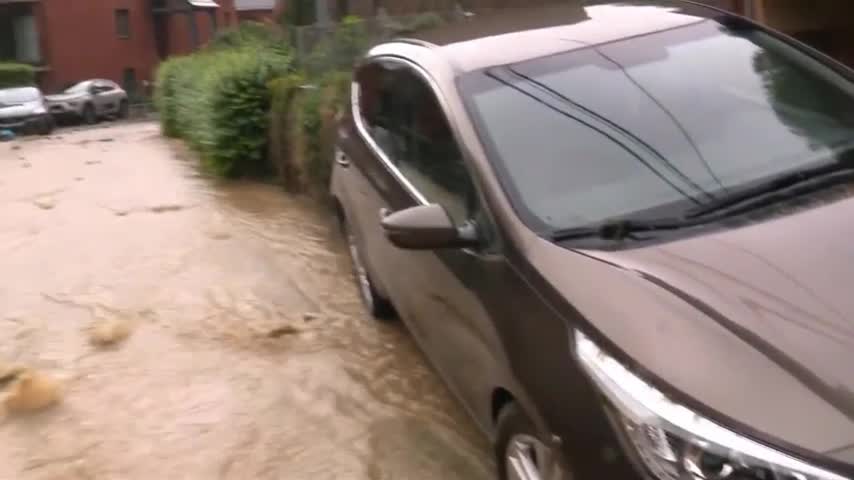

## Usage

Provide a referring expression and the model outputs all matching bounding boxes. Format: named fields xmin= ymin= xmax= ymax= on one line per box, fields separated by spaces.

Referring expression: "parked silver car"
xmin=46 ymin=80 xmax=129 ymax=124
xmin=0 ymin=86 xmax=54 ymax=135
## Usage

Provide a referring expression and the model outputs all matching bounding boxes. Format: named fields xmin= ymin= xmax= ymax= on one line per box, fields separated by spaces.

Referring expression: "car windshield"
xmin=65 ymin=82 xmax=91 ymax=94
xmin=459 ymin=20 xmax=854 ymax=234
xmin=0 ymin=87 xmax=41 ymax=104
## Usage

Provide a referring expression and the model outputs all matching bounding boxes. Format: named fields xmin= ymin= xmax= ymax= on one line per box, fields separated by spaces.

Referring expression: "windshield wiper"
xmin=552 ymin=159 xmax=854 ymax=242
xmin=686 ymin=157 xmax=854 ymax=218
xmin=551 ymin=218 xmax=696 ymax=242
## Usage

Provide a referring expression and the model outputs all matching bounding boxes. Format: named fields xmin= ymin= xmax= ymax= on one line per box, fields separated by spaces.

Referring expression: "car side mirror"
xmin=381 ymin=204 xmax=479 ymax=250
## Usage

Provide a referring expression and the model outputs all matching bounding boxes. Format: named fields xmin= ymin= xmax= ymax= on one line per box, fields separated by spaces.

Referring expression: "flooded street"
xmin=0 ymin=122 xmax=491 ymax=480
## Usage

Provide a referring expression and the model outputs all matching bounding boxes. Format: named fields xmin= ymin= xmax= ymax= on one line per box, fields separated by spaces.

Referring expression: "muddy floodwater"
xmin=0 ymin=123 xmax=492 ymax=480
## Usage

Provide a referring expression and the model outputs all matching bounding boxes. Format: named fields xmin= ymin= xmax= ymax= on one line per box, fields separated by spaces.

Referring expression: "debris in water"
xmin=149 ymin=204 xmax=184 ymax=214
xmin=88 ymin=317 xmax=133 ymax=347
xmin=33 ymin=197 xmax=56 ymax=210
xmin=0 ymin=362 xmax=25 ymax=387
xmin=207 ymin=230 xmax=231 ymax=240
xmin=21 ymin=162 xmax=31 ymax=169
xmin=1 ymin=369 xmax=62 ymax=414
xmin=75 ymin=177 xmax=84 ymax=182
xmin=85 ymin=160 xmax=101 ymax=165
xmin=267 ymin=325 xmax=301 ymax=338
xmin=11 ymin=145 xmax=20 ymax=151
xmin=302 ymin=312 xmax=319 ymax=323
xmin=98 ymin=138 xmax=115 ymax=143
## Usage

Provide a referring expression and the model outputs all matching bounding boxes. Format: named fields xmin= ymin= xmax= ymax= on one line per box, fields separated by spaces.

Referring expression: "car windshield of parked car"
xmin=65 ymin=82 xmax=91 ymax=94
xmin=0 ymin=87 xmax=41 ymax=105
xmin=460 ymin=20 xmax=854 ymax=234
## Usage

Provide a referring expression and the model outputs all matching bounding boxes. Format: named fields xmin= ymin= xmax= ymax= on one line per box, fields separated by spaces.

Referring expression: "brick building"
xmin=0 ymin=0 xmax=238 ymax=94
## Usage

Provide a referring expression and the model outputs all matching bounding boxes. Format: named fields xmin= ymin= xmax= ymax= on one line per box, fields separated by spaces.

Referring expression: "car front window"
xmin=65 ymin=82 xmax=90 ymax=94
xmin=460 ymin=20 xmax=854 ymax=233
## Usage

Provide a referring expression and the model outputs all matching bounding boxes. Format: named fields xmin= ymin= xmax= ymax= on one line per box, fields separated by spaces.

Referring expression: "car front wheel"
xmin=118 ymin=100 xmax=129 ymax=120
xmin=341 ymin=216 xmax=395 ymax=320
xmin=496 ymin=404 xmax=569 ymax=480
xmin=38 ymin=116 xmax=54 ymax=135
xmin=82 ymin=104 xmax=96 ymax=125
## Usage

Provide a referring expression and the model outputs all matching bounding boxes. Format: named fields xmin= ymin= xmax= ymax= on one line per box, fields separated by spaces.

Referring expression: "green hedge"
xmin=269 ymin=71 xmax=350 ymax=193
xmin=302 ymin=16 xmax=370 ymax=76
xmin=155 ymin=40 xmax=292 ymax=177
xmin=0 ymin=63 xmax=35 ymax=89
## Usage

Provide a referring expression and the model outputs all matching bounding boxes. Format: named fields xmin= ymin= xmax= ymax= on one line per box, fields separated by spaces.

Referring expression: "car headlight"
xmin=575 ymin=331 xmax=847 ymax=480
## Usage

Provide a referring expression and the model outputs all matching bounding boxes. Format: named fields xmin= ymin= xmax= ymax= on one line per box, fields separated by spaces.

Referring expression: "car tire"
xmin=496 ymin=403 xmax=568 ymax=480
xmin=341 ymin=215 xmax=395 ymax=320
xmin=118 ymin=100 xmax=129 ymax=120
xmin=38 ymin=116 xmax=54 ymax=135
xmin=82 ymin=104 xmax=97 ymax=125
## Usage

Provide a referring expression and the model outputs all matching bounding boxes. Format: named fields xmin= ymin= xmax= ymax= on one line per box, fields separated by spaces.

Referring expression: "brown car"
xmin=330 ymin=1 xmax=854 ymax=479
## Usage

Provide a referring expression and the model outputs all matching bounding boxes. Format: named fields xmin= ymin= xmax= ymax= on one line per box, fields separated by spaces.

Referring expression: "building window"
xmin=115 ymin=9 xmax=130 ymax=38
xmin=12 ymin=14 xmax=41 ymax=63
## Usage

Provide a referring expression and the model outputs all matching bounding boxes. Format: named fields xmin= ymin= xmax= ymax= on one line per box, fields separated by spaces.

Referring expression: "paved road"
xmin=0 ymin=122 xmax=492 ymax=480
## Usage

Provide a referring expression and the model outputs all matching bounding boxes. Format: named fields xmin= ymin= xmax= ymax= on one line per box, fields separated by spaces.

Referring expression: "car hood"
xmin=524 ymin=195 xmax=854 ymax=460
xmin=0 ymin=104 xmax=40 ymax=118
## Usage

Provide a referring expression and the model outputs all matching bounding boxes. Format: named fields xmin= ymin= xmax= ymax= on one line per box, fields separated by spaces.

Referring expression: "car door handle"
xmin=335 ymin=150 xmax=350 ymax=167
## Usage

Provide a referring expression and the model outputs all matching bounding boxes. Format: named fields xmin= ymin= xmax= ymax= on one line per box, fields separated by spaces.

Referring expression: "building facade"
xmin=235 ymin=0 xmax=279 ymax=22
xmin=318 ymin=0 xmax=854 ymax=66
xmin=0 ymin=0 xmax=238 ymax=94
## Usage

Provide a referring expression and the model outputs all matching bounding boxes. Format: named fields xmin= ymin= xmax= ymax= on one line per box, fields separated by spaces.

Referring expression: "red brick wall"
xmin=36 ymin=0 xmax=238 ymax=93
xmin=39 ymin=0 xmax=160 ymax=92
xmin=217 ymin=0 xmax=239 ymax=29
xmin=237 ymin=9 xmax=275 ymax=23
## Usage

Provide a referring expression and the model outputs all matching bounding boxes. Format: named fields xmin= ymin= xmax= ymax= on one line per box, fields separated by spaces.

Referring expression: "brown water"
xmin=0 ymin=123 xmax=492 ymax=480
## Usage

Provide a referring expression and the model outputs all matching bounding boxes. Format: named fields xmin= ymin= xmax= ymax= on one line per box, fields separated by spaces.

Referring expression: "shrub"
xmin=270 ymin=71 xmax=351 ymax=193
xmin=0 ymin=63 xmax=35 ymax=89
xmin=155 ymin=41 xmax=292 ymax=177
xmin=303 ymin=15 xmax=370 ymax=76
xmin=153 ymin=57 xmax=187 ymax=137
xmin=269 ymin=74 xmax=307 ymax=189
xmin=392 ymin=12 xmax=446 ymax=35
xmin=280 ymin=0 xmax=315 ymax=27
xmin=209 ymin=22 xmax=289 ymax=55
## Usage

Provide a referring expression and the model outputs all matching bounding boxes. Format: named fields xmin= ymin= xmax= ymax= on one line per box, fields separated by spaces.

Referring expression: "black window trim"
xmin=351 ymin=55 xmax=432 ymax=206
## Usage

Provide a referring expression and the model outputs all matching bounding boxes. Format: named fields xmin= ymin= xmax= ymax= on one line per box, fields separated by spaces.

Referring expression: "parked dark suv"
xmin=331 ymin=2 xmax=854 ymax=479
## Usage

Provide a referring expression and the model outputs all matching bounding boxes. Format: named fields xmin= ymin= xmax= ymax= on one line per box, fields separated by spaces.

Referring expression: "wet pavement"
xmin=0 ymin=122 xmax=492 ymax=480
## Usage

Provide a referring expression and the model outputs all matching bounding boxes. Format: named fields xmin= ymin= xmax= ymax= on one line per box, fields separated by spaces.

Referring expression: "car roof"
xmin=403 ymin=0 xmax=736 ymax=73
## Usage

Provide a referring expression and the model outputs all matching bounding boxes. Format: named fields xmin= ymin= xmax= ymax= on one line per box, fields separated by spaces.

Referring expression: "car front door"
xmin=91 ymin=81 xmax=114 ymax=115
xmin=346 ymin=56 xmax=513 ymax=430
